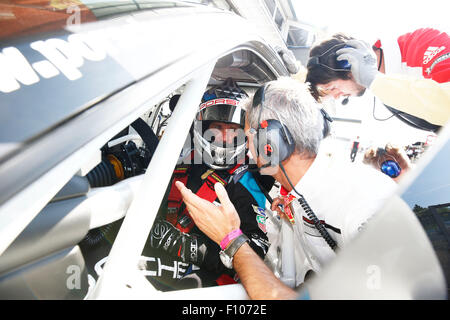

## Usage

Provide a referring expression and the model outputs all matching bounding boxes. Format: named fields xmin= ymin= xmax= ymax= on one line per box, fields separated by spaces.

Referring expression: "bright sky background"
xmin=292 ymin=0 xmax=449 ymax=149
xmin=293 ymin=0 xmax=449 ymax=42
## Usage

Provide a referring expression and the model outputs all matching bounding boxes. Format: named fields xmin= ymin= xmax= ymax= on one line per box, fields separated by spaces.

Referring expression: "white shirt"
xmin=269 ymin=147 xmax=397 ymax=286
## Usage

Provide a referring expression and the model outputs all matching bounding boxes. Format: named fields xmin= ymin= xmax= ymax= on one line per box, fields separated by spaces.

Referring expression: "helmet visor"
xmin=197 ymin=99 xmax=245 ymax=127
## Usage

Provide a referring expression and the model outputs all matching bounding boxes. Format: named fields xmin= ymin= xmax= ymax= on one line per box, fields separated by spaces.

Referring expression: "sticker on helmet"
xmin=199 ymin=98 xmax=240 ymax=111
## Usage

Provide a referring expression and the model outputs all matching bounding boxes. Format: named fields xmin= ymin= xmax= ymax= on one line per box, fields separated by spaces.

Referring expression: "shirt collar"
xmin=286 ymin=145 xmax=330 ymax=198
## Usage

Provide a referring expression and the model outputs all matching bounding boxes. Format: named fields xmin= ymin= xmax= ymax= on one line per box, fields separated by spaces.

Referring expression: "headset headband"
xmin=252 ymin=83 xmax=293 ymax=145
xmin=307 ymin=43 xmax=351 ymax=72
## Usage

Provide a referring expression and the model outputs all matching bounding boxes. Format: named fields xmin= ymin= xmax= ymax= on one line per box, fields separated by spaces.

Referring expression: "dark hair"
xmin=306 ymin=33 xmax=355 ymax=101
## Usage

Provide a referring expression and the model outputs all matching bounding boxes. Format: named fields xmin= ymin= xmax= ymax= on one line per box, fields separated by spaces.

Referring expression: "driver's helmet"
xmin=194 ymin=78 xmax=248 ymax=170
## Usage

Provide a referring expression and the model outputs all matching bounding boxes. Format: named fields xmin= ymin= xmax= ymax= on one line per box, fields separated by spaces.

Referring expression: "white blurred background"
xmin=292 ymin=0 xmax=449 ymax=160
xmin=294 ymin=0 xmax=449 ymax=43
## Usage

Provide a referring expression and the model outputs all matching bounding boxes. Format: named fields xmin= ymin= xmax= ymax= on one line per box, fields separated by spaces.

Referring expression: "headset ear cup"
xmin=253 ymin=127 xmax=277 ymax=165
xmin=269 ymin=120 xmax=295 ymax=163
xmin=381 ymin=160 xmax=402 ymax=178
xmin=259 ymin=121 xmax=295 ymax=166
xmin=255 ymin=127 xmax=272 ymax=164
xmin=252 ymin=120 xmax=295 ymax=166
xmin=259 ymin=136 xmax=278 ymax=165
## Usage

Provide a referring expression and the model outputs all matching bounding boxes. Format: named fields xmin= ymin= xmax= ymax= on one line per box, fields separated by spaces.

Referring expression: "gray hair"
xmin=244 ymin=77 xmax=324 ymax=155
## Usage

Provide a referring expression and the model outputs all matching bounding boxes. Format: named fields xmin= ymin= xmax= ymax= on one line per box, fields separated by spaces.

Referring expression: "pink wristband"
xmin=220 ymin=229 xmax=243 ymax=250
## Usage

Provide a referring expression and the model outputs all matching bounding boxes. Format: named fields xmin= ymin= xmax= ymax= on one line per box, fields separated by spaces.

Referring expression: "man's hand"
xmin=275 ymin=46 xmax=300 ymax=75
xmin=177 ymin=181 xmax=298 ymax=300
xmin=336 ymin=39 xmax=378 ymax=88
xmin=270 ymin=196 xmax=284 ymax=217
xmin=270 ymin=197 xmax=292 ymax=222
xmin=175 ymin=181 xmax=240 ymax=246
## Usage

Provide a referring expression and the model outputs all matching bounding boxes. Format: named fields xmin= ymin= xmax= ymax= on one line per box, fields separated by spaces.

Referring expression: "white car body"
xmin=0 ymin=0 xmax=447 ymax=300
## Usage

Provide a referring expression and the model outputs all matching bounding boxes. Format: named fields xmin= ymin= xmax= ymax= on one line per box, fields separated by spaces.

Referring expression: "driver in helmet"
xmin=143 ymin=78 xmax=273 ymax=291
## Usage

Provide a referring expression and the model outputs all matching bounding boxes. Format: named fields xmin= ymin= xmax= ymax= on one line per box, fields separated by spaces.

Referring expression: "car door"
xmin=0 ymin=2 xmax=289 ymax=299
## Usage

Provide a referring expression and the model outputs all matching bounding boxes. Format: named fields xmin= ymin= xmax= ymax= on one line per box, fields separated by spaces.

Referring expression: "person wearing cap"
xmin=306 ymin=28 xmax=450 ymax=132
xmin=141 ymin=78 xmax=273 ymax=291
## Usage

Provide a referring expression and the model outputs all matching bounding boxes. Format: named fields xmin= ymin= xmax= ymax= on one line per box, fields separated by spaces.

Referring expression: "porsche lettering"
xmin=199 ymin=98 xmax=240 ymax=111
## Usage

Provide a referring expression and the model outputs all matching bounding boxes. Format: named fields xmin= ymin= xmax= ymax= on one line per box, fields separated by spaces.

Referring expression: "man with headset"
xmin=306 ymin=29 xmax=450 ymax=132
xmin=174 ymin=77 xmax=396 ymax=299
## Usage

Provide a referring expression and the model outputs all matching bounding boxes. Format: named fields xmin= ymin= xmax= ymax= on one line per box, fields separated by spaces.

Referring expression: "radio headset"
xmin=250 ymin=84 xmax=338 ymax=251
xmin=376 ymin=147 xmax=402 ymax=178
xmin=307 ymin=43 xmax=352 ymax=72
xmin=308 ymin=42 xmax=353 ymax=106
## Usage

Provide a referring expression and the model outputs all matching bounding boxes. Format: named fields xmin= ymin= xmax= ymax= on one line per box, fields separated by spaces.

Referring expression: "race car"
xmin=0 ymin=0 xmax=447 ymax=300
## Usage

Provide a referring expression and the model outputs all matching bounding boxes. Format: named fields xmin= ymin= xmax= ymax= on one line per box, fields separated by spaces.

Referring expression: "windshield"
xmin=401 ymin=136 xmax=450 ymax=293
xmin=0 ymin=0 xmax=187 ymax=40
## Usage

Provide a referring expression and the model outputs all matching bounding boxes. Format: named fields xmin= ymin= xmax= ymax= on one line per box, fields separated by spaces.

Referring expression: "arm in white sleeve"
xmin=370 ymin=73 xmax=450 ymax=126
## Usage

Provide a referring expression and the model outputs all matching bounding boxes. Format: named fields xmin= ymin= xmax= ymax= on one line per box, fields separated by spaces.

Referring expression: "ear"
xmin=257 ymin=120 xmax=295 ymax=166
